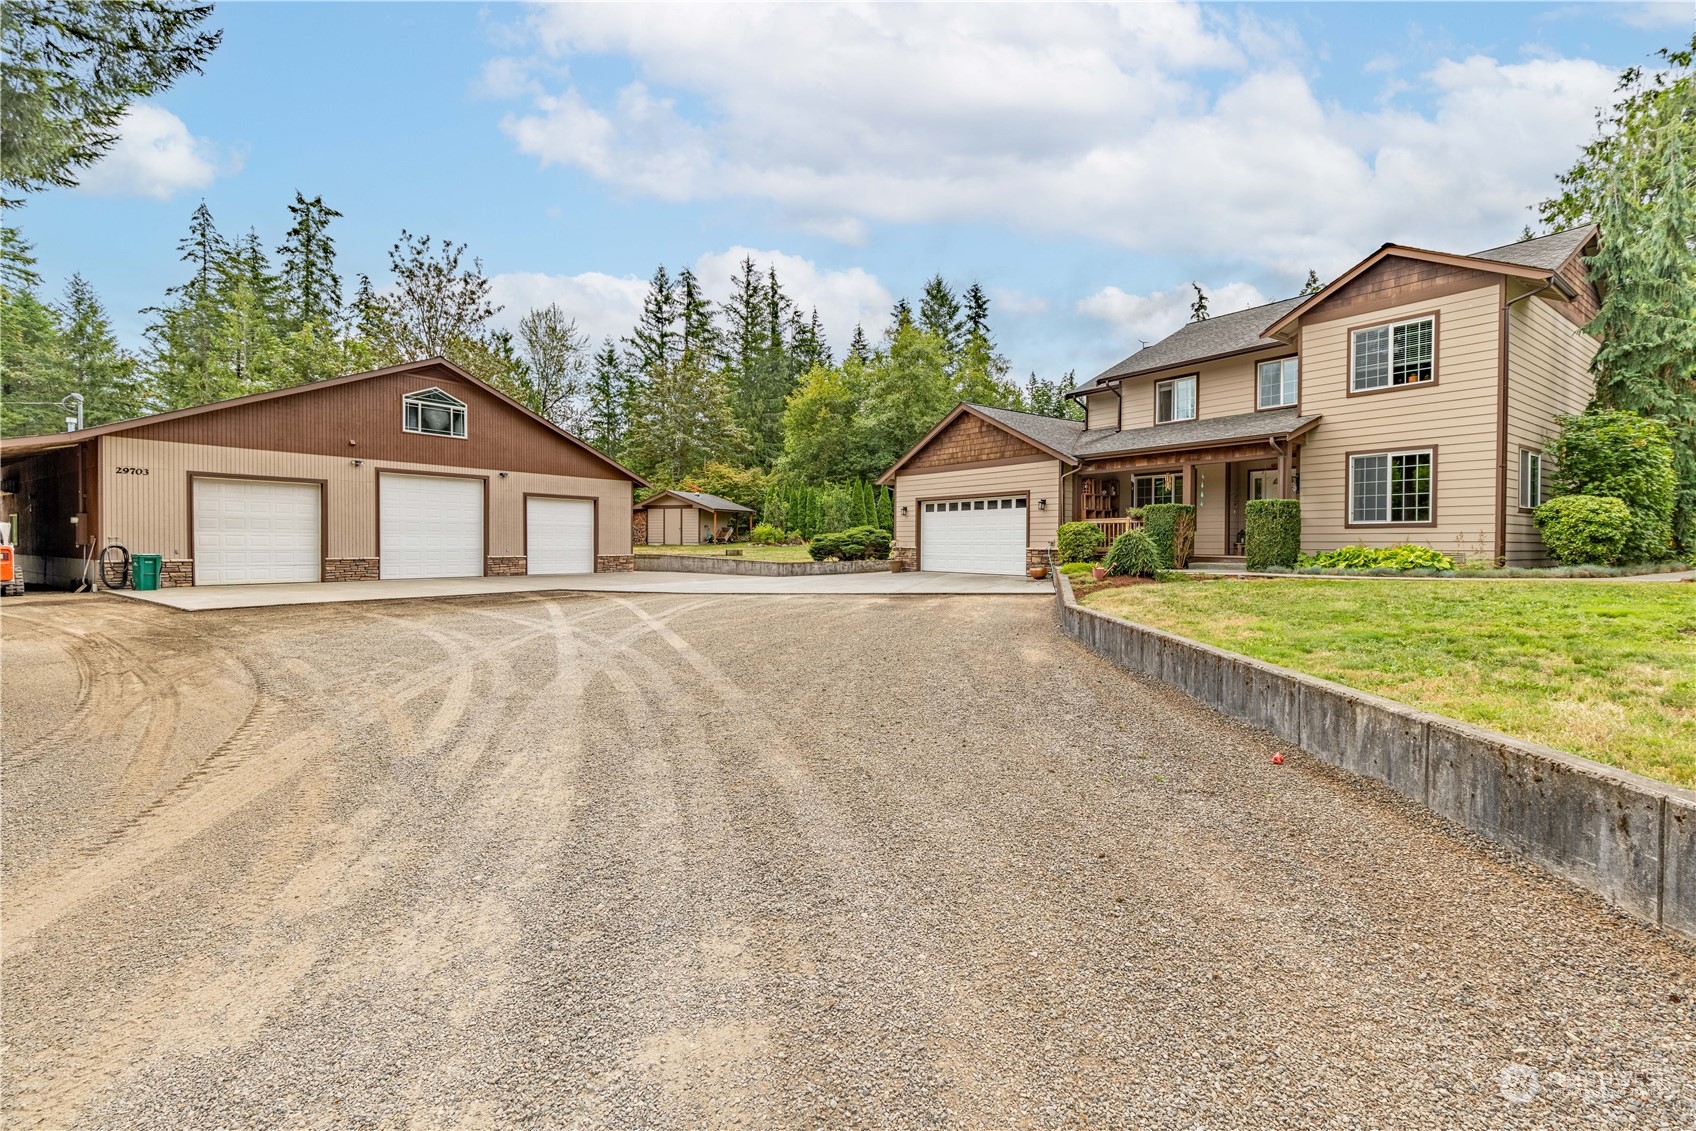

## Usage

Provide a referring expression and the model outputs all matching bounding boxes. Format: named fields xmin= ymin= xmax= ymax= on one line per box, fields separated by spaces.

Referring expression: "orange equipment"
xmin=0 ymin=545 xmax=13 ymax=583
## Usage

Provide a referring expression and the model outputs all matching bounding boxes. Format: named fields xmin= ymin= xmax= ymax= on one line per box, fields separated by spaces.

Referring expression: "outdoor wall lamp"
xmin=900 ymin=505 xmax=909 ymax=515
xmin=1037 ymin=498 xmax=1048 ymax=510
xmin=351 ymin=458 xmax=364 ymax=467
xmin=499 ymin=471 xmax=509 ymax=478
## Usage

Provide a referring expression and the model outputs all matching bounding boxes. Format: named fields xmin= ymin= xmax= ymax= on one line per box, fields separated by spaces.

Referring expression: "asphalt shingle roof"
xmin=644 ymin=490 xmax=755 ymax=513
xmin=1467 ymin=225 xmax=1595 ymax=271
xmin=963 ymin=403 xmax=1316 ymax=463
xmin=1070 ymin=226 xmax=1596 ymax=399
xmin=1072 ymin=296 xmax=1306 ymax=394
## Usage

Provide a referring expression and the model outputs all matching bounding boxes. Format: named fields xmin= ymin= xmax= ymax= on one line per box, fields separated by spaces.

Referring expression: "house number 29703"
xmin=116 ymin=466 xmax=150 ymax=475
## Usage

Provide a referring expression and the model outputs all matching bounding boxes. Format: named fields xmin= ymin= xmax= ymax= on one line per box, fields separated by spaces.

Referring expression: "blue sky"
xmin=18 ymin=1 xmax=1694 ymax=383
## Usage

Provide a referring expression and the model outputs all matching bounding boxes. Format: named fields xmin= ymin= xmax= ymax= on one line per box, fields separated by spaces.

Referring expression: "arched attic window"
xmin=402 ymin=387 xmax=468 ymax=438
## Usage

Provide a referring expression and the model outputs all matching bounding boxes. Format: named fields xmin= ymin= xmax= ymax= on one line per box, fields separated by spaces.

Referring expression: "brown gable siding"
xmin=1553 ymin=251 xmax=1600 ymax=327
xmin=123 ymin=364 xmax=628 ymax=480
xmin=1301 ymin=256 xmax=1499 ymax=327
xmin=906 ymin=411 xmax=1045 ymax=470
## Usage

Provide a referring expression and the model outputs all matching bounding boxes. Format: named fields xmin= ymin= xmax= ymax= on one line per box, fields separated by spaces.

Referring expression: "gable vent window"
xmin=402 ymin=388 xmax=468 ymax=438
xmin=1352 ymin=317 xmax=1434 ymax=392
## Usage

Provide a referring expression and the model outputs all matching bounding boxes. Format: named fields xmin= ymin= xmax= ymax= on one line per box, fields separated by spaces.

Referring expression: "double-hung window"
xmin=1155 ymin=375 xmax=1197 ymax=423
xmin=1351 ymin=316 xmax=1434 ymax=392
xmin=1519 ymin=450 xmax=1543 ymax=510
xmin=1349 ymin=450 xmax=1433 ymax=524
xmin=402 ymin=387 xmax=469 ymax=438
xmin=1257 ymin=358 xmax=1298 ymax=409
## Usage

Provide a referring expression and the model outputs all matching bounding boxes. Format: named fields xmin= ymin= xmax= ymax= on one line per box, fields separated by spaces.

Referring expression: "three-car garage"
xmin=1 ymin=359 xmax=643 ymax=590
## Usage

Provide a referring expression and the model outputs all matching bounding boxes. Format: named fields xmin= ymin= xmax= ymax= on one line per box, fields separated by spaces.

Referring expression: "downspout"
xmin=1497 ymin=278 xmax=1561 ymax=566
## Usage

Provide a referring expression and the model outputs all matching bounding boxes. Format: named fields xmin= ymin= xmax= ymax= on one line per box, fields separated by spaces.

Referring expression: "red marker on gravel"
xmin=1271 ymin=753 xmax=1285 ymax=765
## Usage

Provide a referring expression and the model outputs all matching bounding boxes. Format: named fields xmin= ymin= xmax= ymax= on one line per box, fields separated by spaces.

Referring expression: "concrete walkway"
xmin=114 ymin=569 xmax=1051 ymax=610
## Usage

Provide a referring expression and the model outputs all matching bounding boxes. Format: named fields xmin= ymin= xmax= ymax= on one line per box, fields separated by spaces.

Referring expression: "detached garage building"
xmin=0 ymin=358 xmax=644 ymax=588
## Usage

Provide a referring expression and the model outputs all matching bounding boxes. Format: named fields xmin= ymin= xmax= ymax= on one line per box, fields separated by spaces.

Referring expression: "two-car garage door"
xmin=920 ymin=495 xmax=1027 ymax=575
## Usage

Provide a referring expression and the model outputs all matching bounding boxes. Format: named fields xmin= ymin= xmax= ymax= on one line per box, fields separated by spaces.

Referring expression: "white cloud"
xmin=1078 ymin=282 xmax=1268 ymax=349
xmin=491 ymin=4 xmax=1618 ymax=273
xmin=693 ymin=246 xmax=893 ymax=345
xmin=991 ymin=288 xmax=1050 ymax=317
xmin=487 ymin=270 xmax=650 ymax=346
xmin=1602 ymin=2 xmax=1694 ymax=29
xmin=75 ymin=104 xmax=232 ymax=199
xmin=489 ymin=248 xmax=893 ymax=351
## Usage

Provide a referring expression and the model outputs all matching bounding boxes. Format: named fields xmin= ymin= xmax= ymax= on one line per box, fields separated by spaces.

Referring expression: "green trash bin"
xmin=132 ymin=554 xmax=161 ymax=591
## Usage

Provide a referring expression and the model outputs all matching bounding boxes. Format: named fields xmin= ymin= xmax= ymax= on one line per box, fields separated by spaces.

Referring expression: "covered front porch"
xmin=1068 ymin=432 xmax=1307 ymax=562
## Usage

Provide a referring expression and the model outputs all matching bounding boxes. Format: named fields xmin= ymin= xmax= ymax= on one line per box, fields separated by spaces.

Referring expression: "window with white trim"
xmin=1155 ymin=375 xmax=1197 ymax=423
xmin=1351 ymin=317 xmax=1434 ymax=392
xmin=1257 ymin=358 xmax=1298 ymax=409
xmin=402 ymin=387 xmax=468 ymax=438
xmin=1349 ymin=450 xmax=1432 ymax=523
xmin=1519 ymin=449 xmax=1543 ymax=510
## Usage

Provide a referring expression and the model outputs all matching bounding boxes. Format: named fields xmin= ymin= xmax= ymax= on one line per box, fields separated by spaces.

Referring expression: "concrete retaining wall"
xmin=635 ymin=554 xmax=891 ymax=577
xmin=1054 ymin=572 xmax=1696 ymax=940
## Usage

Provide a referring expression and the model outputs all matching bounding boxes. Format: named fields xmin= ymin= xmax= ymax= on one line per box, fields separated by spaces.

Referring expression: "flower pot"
xmin=1092 ymin=566 xmax=1108 ymax=581
xmin=1028 ymin=566 xmax=1048 ymax=580
xmin=889 ymin=559 xmax=905 ymax=573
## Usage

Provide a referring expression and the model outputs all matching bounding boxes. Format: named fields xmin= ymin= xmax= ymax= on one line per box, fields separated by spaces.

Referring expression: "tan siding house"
xmin=880 ymin=227 xmax=1602 ymax=573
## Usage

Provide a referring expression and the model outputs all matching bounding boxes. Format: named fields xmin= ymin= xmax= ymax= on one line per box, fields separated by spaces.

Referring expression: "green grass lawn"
xmin=634 ymin=543 xmax=814 ymax=562
xmin=1081 ymin=578 xmax=1696 ymax=787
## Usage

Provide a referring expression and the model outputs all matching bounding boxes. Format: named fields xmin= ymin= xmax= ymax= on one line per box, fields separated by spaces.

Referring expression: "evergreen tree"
xmin=955 ymin=281 xmax=1018 ymax=408
xmin=624 ymin=346 xmax=744 ymax=485
xmin=858 ymin=318 xmax=953 ymax=473
xmin=676 ymin=267 xmax=715 ymax=359
xmin=846 ymin=323 xmax=872 ymax=365
xmin=890 ymin=297 xmax=914 ymax=333
xmin=585 ymin=338 xmax=631 ymax=458
xmin=278 ymin=191 xmax=343 ymax=329
xmin=789 ymin=307 xmax=831 ymax=374
xmin=146 ymin=201 xmax=239 ymax=407
xmin=625 ymin=264 xmax=679 ymax=376
xmin=1583 ymin=84 xmax=1696 ymax=551
xmin=919 ymin=274 xmax=964 ymax=357
xmin=1 ymin=0 xmax=222 ymax=204
xmin=1189 ymin=283 xmax=1210 ymax=322
xmin=1299 ymin=270 xmax=1323 ymax=295
xmin=720 ymin=255 xmax=767 ymax=460
xmin=0 ymin=226 xmax=69 ymax=436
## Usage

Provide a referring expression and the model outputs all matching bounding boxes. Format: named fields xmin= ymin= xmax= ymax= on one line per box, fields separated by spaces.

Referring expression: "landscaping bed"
xmin=634 ymin=543 xmax=813 ymax=562
xmin=1080 ymin=577 xmax=1696 ymax=786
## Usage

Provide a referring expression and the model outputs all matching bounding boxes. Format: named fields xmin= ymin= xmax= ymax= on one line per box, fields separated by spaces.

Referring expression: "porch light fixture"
xmin=1037 ymin=498 xmax=1048 ymax=510
xmin=351 ymin=458 xmax=364 ymax=467
xmin=900 ymin=505 xmax=909 ymax=516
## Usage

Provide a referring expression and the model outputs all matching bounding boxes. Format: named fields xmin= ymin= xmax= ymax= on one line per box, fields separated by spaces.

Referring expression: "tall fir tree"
xmin=846 ymin=323 xmax=872 ymax=366
xmin=585 ymin=338 xmax=632 ymax=458
xmin=625 ymin=345 xmax=744 ymax=485
xmin=57 ymin=273 xmax=142 ymax=423
xmin=277 ymin=191 xmax=343 ymax=330
xmin=0 ymin=226 xmax=69 ymax=435
xmin=919 ymin=275 xmax=964 ymax=358
xmin=625 ymin=265 xmax=679 ymax=376
xmin=955 ymin=281 xmax=1017 ymax=408
xmin=1189 ymin=283 xmax=1210 ymax=322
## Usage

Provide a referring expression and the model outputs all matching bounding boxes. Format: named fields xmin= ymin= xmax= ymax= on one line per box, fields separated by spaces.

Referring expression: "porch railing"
xmin=1087 ymin=517 xmax=1143 ymax=542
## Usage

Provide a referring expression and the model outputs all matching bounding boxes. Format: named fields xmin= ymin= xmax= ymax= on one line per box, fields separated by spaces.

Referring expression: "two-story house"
xmin=878 ymin=227 xmax=1600 ymax=574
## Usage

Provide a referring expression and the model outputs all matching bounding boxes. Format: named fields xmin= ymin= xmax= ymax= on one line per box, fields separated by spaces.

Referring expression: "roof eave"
xmin=1078 ymin=414 xmax=1321 ymax=463
xmin=878 ymin=402 xmax=1078 ymax=484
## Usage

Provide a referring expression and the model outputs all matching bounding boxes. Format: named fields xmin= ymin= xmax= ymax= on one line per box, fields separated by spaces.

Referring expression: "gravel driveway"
xmin=3 ymin=591 xmax=1692 ymax=1129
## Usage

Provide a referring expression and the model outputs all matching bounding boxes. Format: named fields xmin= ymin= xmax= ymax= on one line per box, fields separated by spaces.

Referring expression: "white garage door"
xmin=193 ymin=478 xmax=322 ymax=585
xmin=379 ymin=472 xmax=483 ymax=579
xmin=526 ymin=497 xmax=595 ymax=574
xmin=920 ymin=495 xmax=1027 ymax=575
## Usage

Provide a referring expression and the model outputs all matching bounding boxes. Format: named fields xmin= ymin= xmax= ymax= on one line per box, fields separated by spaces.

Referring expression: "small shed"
xmin=635 ymin=490 xmax=756 ymax=545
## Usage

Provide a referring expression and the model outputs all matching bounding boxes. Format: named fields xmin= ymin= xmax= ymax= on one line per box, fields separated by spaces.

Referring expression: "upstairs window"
xmin=402 ymin=387 xmax=468 ymax=438
xmin=1351 ymin=316 xmax=1434 ymax=392
xmin=1155 ymin=375 xmax=1197 ymax=423
xmin=1257 ymin=358 xmax=1299 ymax=409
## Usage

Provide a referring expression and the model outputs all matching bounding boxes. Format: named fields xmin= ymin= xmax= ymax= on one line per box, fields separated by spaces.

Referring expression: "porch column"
xmin=1185 ymin=462 xmax=1197 ymax=506
xmin=1277 ymin=447 xmax=1289 ymax=499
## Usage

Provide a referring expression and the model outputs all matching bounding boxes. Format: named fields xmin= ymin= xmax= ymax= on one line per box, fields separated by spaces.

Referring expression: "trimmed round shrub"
xmin=1534 ymin=495 xmax=1632 ymax=565
xmin=750 ymin=522 xmax=783 ymax=545
xmin=1243 ymin=499 xmax=1301 ymax=571
xmin=807 ymin=532 xmax=845 ymax=561
xmin=1103 ymin=530 xmax=1161 ymax=577
xmin=1141 ymin=504 xmax=1196 ymax=568
xmin=844 ymin=524 xmax=892 ymax=560
xmin=1056 ymin=521 xmax=1106 ymax=564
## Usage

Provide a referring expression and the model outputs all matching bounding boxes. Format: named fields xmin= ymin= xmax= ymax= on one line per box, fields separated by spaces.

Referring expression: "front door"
xmin=1248 ymin=470 xmax=1279 ymax=501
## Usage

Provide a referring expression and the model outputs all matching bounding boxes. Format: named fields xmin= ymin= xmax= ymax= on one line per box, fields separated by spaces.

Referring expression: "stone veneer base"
xmin=596 ymin=555 xmax=636 ymax=573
